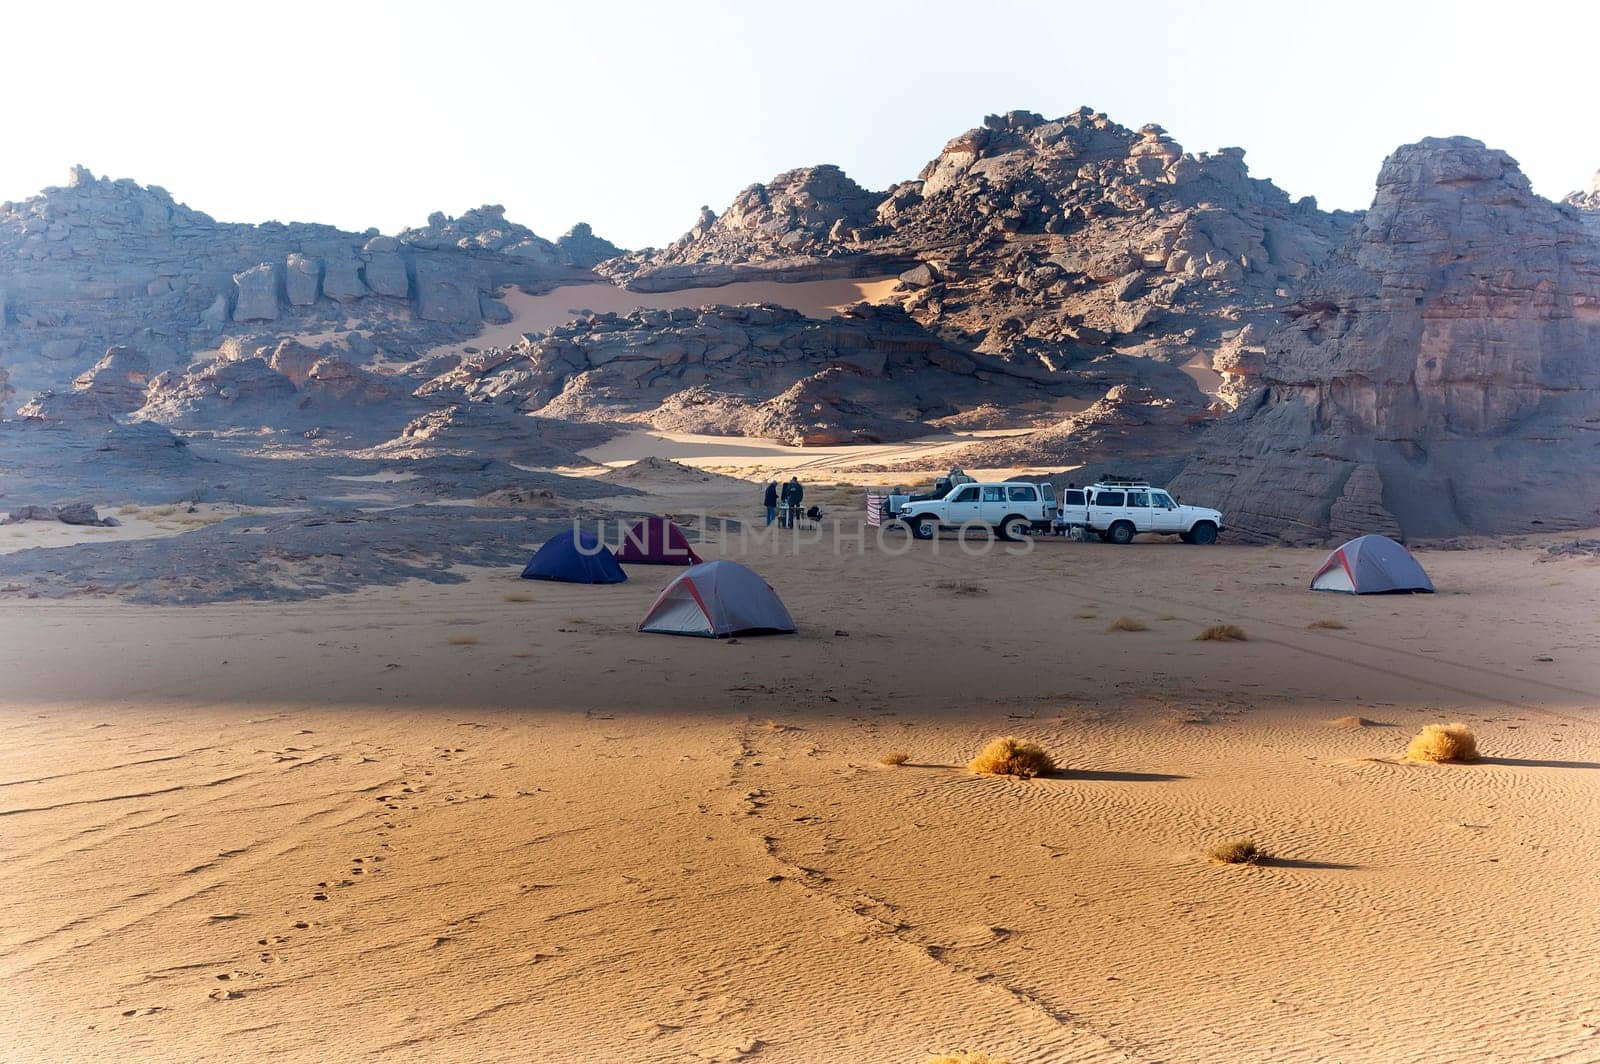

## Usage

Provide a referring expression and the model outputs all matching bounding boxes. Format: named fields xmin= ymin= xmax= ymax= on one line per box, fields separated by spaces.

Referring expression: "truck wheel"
xmin=1178 ymin=530 xmax=1194 ymax=544
xmin=998 ymin=515 xmax=1030 ymax=542
xmin=1188 ymin=521 xmax=1217 ymax=545
xmin=1107 ymin=521 xmax=1136 ymax=545
xmin=908 ymin=518 xmax=935 ymax=541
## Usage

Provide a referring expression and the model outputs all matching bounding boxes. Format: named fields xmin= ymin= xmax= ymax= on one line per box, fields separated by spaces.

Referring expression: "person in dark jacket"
xmin=781 ymin=477 xmax=803 ymax=527
xmin=763 ymin=481 xmax=778 ymax=526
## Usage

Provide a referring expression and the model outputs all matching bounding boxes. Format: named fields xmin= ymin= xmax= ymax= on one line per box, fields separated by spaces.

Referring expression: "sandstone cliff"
xmin=1171 ymin=138 xmax=1600 ymax=542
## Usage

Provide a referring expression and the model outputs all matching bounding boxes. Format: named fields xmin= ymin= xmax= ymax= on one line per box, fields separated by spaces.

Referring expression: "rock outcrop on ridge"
xmin=1566 ymin=170 xmax=1600 ymax=212
xmin=17 ymin=346 xmax=152 ymax=422
xmin=1170 ymin=137 xmax=1600 ymax=542
xmin=0 ymin=167 xmax=620 ymax=408
xmin=599 ymin=166 xmax=900 ymax=290
xmin=132 ymin=338 xmax=415 ymax=435
xmin=1568 ymin=170 xmax=1600 ymax=239
xmin=397 ymin=206 xmax=622 ymax=269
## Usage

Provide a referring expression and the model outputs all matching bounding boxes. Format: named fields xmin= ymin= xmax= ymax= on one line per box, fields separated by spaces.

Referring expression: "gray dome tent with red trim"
xmin=1310 ymin=534 xmax=1434 ymax=594
xmin=639 ymin=560 xmax=795 ymax=638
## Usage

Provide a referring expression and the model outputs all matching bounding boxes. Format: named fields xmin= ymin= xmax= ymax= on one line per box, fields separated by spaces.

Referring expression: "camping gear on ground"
xmin=615 ymin=516 xmax=701 ymax=565
xmin=638 ymin=560 xmax=796 ymax=638
xmin=1310 ymin=534 xmax=1434 ymax=594
xmin=520 ymin=529 xmax=628 ymax=584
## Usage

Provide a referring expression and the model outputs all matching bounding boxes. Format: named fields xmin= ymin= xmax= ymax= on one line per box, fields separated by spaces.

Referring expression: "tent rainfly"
xmin=520 ymin=529 xmax=628 ymax=584
xmin=615 ymin=517 xmax=701 ymax=566
xmin=639 ymin=560 xmax=795 ymax=638
xmin=1310 ymin=534 xmax=1434 ymax=594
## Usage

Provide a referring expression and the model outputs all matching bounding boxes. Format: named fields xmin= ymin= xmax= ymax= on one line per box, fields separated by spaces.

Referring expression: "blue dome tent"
xmin=521 ymin=529 xmax=627 ymax=584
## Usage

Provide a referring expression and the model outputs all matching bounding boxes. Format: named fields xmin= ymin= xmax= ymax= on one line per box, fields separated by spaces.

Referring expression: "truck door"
xmin=1059 ymin=488 xmax=1088 ymax=529
xmin=1149 ymin=490 xmax=1183 ymax=532
xmin=1125 ymin=490 xmax=1154 ymax=531
xmin=979 ymin=485 xmax=1009 ymax=526
xmin=1089 ymin=489 xmax=1124 ymax=530
xmin=1006 ymin=485 xmax=1040 ymax=525
xmin=944 ymin=485 xmax=981 ymax=527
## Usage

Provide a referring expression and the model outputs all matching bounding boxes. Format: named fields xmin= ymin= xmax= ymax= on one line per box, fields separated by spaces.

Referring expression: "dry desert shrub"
xmin=935 ymin=580 xmax=987 ymax=596
xmin=1307 ymin=618 xmax=1347 ymax=630
xmin=1106 ymin=616 xmax=1147 ymax=633
xmin=968 ymin=736 xmax=1056 ymax=778
xmin=927 ymin=1053 xmax=1011 ymax=1064
xmin=502 ymin=592 xmax=533 ymax=603
xmin=1195 ymin=623 xmax=1248 ymax=642
xmin=1074 ymin=611 xmax=1099 ymax=620
xmin=446 ymin=634 xmax=480 ymax=647
xmin=763 ymin=719 xmax=790 ymax=732
xmin=117 ymin=504 xmax=140 ymax=515
xmin=1405 ymin=722 xmax=1479 ymax=762
xmin=1207 ymin=838 xmax=1266 ymax=864
xmin=880 ymin=751 xmax=911 ymax=766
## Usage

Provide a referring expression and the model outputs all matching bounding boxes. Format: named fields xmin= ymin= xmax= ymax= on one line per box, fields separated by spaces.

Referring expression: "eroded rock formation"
xmin=135 ymin=339 xmax=409 ymax=433
xmin=1171 ymin=137 xmax=1600 ymax=542
xmin=421 ymin=301 xmax=1073 ymax=446
xmin=17 ymin=346 xmax=152 ymax=422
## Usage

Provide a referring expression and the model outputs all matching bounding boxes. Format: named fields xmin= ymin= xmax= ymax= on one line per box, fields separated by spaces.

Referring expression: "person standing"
xmin=782 ymin=476 xmax=804 ymax=528
xmin=763 ymin=481 xmax=779 ymax=526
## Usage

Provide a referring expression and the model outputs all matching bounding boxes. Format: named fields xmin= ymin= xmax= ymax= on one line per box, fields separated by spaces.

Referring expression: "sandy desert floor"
xmin=2 ymin=462 xmax=1598 ymax=1063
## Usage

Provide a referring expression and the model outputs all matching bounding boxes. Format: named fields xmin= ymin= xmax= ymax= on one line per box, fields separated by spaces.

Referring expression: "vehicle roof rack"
xmin=1096 ymin=475 xmax=1151 ymax=487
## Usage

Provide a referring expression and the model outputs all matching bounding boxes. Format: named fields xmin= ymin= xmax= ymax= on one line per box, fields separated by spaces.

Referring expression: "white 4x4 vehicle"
xmin=1058 ymin=481 xmax=1224 ymax=545
xmin=899 ymin=481 xmax=1056 ymax=541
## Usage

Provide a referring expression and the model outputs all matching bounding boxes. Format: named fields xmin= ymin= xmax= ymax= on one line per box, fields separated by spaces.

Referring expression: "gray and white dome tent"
xmin=1310 ymin=534 xmax=1434 ymax=595
xmin=639 ymin=560 xmax=796 ymax=638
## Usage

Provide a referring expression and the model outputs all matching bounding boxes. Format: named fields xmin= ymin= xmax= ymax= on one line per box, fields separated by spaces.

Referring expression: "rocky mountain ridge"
xmin=0 ymin=166 xmax=619 ymax=405
xmin=605 ymin=109 xmax=1355 ymax=397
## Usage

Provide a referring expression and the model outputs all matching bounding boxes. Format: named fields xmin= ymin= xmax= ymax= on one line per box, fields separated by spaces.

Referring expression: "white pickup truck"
xmin=1056 ymin=481 xmax=1224 ymax=544
xmin=897 ymin=481 xmax=1056 ymax=541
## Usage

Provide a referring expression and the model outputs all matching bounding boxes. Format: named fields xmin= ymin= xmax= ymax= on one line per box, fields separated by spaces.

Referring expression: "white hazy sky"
xmin=3 ymin=0 xmax=1594 ymax=249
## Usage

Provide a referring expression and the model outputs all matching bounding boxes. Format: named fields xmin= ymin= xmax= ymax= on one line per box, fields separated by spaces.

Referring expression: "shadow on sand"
xmin=1258 ymin=857 xmax=1361 ymax=871
xmin=1478 ymin=756 xmax=1600 ymax=770
xmin=1053 ymin=768 xmax=1189 ymax=783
